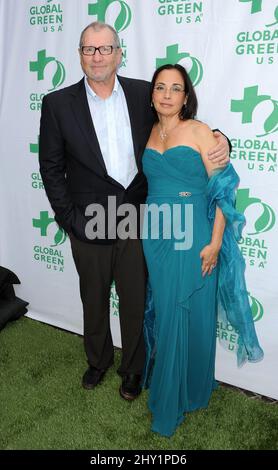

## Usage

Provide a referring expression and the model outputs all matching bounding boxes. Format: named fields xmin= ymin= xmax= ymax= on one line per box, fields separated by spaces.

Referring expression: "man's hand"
xmin=208 ymin=130 xmax=230 ymax=166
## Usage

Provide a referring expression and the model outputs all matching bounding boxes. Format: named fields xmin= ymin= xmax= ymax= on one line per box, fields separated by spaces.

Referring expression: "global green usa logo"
xmin=88 ymin=0 xmax=132 ymax=32
xmin=230 ymin=137 xmax=277 ymax=174
xmin=29 ymin=49 xmax=66 ymax=91
xmin=110 ymin=281 xmax=119 ymax=317
xmin=236 ymin=189 xmax=275 ymax=269
xmin=32 ymin=211 xmax=67 ymax=272
xmin=33 ymin=211 xmax=67 ymax=246
xmin=156 ymin=44 xmax=203 ymax=87
xmin=236 ymin=189 xmax=275 ymax=235
xmin=231 ymin=86 xmax=278 ymax=137
xmin=156 ymin=0 xmax=203 ymax=25
xmin=236 ymin=1 xmax=278 ymax=63
xmin=29 ymin=0 xmax=63 ymax=32
xmin=217 ymin=293 xmax=264 ymax=354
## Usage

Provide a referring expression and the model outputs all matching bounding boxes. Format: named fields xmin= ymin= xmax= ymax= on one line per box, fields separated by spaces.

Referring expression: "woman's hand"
xmin=200 ymin=243 xmax=220 ymax=277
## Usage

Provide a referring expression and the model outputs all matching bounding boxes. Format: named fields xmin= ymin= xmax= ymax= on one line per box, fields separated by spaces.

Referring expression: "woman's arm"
xmin=194 ymin=122 xmax=226 ymax=176
xmin=194 ymin=122 xmax=226 ymax=275
xmin=200 ymin=206 xmax=225 ymax=276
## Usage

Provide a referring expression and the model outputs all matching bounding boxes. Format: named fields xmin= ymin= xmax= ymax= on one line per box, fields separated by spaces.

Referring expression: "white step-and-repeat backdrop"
xmin=0 ymin=0 xmax=277 ymax=398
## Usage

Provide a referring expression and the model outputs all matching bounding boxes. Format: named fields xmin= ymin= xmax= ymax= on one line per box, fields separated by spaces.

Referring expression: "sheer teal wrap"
xmin=207 ymin=163 xmax=264 ymax=367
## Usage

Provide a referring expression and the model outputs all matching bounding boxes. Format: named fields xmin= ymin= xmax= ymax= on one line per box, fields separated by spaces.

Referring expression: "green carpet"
xmin=0 ymin=317 xmax=277 ymax=450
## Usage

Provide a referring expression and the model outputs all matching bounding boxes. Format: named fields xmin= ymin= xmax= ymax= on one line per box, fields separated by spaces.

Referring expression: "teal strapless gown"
xmin=142 ymin=146 xmax=218 ymax=437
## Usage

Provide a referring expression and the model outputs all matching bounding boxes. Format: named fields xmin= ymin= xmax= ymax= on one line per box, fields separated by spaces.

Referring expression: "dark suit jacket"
xmin=39 ymin=76 xmax=154 ymax=243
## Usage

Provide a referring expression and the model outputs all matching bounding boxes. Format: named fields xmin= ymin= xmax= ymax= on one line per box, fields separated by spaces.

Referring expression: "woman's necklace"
xmin=158 ymin=122 xmax=179 ymax=141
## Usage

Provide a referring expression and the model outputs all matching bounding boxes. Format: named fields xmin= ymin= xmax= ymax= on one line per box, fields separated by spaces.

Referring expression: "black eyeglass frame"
xmin=80 ymin=45 xmax=119 ymax=56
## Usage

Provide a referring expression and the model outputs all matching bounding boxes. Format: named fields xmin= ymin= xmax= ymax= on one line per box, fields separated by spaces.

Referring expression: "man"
xmin=39 ymin=21 xmax=230 ymax=401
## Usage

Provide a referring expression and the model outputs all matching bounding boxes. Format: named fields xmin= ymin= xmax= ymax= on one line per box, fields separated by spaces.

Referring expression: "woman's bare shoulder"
xmin=190 ymin=120 xmax=212 ymax=134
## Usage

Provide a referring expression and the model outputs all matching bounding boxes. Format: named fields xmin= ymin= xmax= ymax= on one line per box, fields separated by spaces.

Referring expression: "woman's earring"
xmin=151 ymin=102 xmax=154 ymax=107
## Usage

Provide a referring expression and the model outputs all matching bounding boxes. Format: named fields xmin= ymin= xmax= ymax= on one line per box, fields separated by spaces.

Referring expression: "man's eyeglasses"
xmin=81 ymin=45 xmax=119 ymax=56
xmin=153 ymin=84 xmax=185 ymax=94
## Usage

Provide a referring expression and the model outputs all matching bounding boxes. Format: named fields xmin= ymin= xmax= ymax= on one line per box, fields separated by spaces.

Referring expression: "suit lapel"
xmin=118 ymin=76 xmax=142 ymax=167
xmin=70 ymin=79 xmax=107 ymax=174
xmin=69 ymin=77 xmax=145 ymax=179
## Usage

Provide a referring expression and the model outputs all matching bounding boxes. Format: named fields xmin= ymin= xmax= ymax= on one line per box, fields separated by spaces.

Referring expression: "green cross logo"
xmin=33 ymin=211 xmax=67 ymax=246
xmin=239 ymin=0 xmax=262 ymax=14
xmin=231 ymin=86 xmax=278 ymax=137
xmin=249 ymin=293 xmax=264 ymax=321
xmin=30 ymin=136 xmax=39 ymax=154
xmin=236 ymin=189 xmax=276 ymax=235
xmin=88 ymin=0 xmax=132 ymax=32
xmin=29 ymin=49 xmax=66 ymax=91
xmin=156 ymin=44 xmax=203 ymax=87
xmin=239 ymin=0 xmax=278 ymax=27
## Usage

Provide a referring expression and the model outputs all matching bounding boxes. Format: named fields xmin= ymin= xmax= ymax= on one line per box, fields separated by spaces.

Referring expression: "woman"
xmin=142 ymin=64 xmax=264 ymax=437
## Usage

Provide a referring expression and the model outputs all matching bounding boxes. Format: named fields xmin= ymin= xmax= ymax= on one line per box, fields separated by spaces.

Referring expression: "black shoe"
xmin=82 ymin=366 xmax=107 ymax=390
xmin=119 ymin=374 xmax=142 ymax=401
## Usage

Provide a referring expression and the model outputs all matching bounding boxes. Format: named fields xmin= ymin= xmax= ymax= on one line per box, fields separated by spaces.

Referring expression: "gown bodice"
xmin=142 ymin=145 xmax=208 ymax=200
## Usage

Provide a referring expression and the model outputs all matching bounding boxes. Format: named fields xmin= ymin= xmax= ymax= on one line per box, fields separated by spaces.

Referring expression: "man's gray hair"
xmin=79 ymin=21 xmax=121 ymax=49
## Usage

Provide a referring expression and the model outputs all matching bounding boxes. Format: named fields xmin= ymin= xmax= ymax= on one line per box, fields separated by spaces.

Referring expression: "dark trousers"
xmin=69 ymin=235 xmax=147 ymax=376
